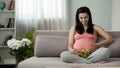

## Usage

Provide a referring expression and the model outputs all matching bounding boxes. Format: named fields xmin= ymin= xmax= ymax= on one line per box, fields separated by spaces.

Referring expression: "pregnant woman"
xmin=60 ymin=6 xmax=114 ymax=64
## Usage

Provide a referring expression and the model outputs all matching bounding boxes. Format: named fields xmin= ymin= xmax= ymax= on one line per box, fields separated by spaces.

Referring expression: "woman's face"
xmin=79 ymin=13 xmax=89 ymax=26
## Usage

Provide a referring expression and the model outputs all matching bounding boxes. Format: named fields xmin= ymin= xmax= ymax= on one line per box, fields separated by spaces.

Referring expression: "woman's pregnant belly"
xmin=73 ymin=39 xmax=95 ymax=51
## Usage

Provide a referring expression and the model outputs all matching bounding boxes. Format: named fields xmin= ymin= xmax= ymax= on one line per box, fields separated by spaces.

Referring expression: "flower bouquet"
xmin=79 ymin=49 xmax=90 ymax=58
xmin=7 ymin=38 xmax=32 ymax=63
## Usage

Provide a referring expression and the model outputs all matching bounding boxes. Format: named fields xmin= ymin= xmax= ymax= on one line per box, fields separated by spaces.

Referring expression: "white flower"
xmin=7 ymin=38 xmax=16 ymax=47
xmin=7 ymin=38 xmax=23 ymax=50
xmin=7 ymin=38 xmax=31 ymax=50
xmin=21 ymin=38 xmax=32 ymax=46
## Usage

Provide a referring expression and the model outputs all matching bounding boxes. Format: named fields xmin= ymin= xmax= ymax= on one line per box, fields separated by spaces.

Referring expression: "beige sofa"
xmin=18 ymin=30 xmax=120 ymax=68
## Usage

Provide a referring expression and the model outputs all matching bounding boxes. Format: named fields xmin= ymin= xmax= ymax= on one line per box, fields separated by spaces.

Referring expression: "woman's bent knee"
xmin=100 ymin=47 xmax=110 ymax=56
xmin=60 ymin=51 xmax=72 ymax=63
xmin=102 ymin=48 xmax=110 ymax=59
xmin=97 ymin=47 xmax=110 ymax=60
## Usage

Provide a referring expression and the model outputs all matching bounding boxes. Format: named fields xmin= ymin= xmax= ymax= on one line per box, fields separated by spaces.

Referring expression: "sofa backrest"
xmin=34 ymin=30 xmax=69 ymax=57
xmin=34 ymin=30 xmax=120 ymax=58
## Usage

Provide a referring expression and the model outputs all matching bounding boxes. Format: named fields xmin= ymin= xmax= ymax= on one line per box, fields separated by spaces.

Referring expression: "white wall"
xmin=68 ymin=0 xmax=112 ymax=30
xmin=112 ymin=0 xmax=120 ymax=30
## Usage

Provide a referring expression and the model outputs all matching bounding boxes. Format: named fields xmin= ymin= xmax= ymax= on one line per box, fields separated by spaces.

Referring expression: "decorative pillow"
xmin=108 ymin=38 xmax=120 ymax=58
xmin=35 ymin=35 xmax=68 ymax=57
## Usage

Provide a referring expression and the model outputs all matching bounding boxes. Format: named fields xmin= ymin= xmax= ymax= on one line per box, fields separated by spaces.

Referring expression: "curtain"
xmin=16 ymin=0 xmax=68 ymax=36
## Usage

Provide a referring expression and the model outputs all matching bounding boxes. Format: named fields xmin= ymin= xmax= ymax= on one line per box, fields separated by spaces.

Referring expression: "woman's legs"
xmin=86 ymin=47 xmax=110 ymax=63
xmin=60 ymin=47 xmax=110 ymax=64
xmin=60 ymin=51 xmax=91 ymax=64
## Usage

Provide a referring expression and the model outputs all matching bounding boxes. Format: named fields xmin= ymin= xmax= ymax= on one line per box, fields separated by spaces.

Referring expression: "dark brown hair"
xmin=75 ymin=6 xmax=94 ymax=34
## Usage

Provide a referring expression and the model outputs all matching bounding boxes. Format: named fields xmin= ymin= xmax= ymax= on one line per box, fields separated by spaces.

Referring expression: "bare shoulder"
xmin=93 ymin=24 xmax=105 ymax=32
xmin=71 ymin=24 xmax=75 ymax=28
xmin=93 ymin=24 xmax=112 ymax=37
xmin=70 ymin=25 xmax=75 ymax=31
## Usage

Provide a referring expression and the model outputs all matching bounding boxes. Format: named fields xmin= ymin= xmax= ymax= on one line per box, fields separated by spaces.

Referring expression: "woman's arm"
xmin=89 ymin=24 xmax=114 ymax=53
xmin=93 ymin=24 xmax=114 ymax=48
xmin=68 ymin=25 xmax=75 ymax=52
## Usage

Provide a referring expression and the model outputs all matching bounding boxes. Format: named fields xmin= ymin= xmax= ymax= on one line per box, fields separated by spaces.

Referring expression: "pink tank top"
xmin=73 ymin=32 xmax=97 ymax=51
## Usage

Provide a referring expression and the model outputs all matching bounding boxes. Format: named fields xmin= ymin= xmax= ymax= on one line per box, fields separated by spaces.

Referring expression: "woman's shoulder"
xmin=71 ymin=24 xmax=76 ymax=27
xmin=69 ymin=25 xmax=76 ymax=33
xmin=93 ymin=24 xmax=104 ymax=31
xmin=70 ymin=25 xmax=76 ymax=29
xmin=93 ymin=24 xmax=101 ymax=27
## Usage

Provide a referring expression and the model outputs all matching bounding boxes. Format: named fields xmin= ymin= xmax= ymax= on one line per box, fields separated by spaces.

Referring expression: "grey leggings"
xmin=60 ymin=47 xmax=110 ymax=64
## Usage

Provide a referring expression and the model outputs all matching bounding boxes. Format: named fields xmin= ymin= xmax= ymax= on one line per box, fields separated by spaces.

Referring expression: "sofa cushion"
xmin=18 ymin=57 xmax=120 ymax=68
xmin=35 ymin=35 xmax=68 ymax=57
xmin=108 ymin=38 xmax=120 ymax=58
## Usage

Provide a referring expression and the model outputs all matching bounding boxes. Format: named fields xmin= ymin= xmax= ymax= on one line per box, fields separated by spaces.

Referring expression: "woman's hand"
xmin=69 ymin=48 xmax=81 ymax=55
xmin=89 ymin=44 xmax=98 ymax=54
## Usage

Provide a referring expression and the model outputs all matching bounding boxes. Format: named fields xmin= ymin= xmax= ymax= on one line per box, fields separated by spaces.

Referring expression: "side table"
xmin=0 ymin=58 xmax=16 ymax=68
